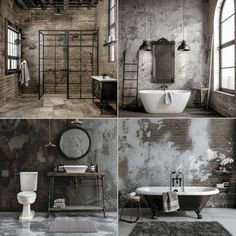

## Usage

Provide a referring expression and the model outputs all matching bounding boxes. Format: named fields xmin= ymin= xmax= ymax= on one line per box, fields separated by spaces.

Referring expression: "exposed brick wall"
xmin=16 ymin=8 xmax=96 ymax=94
xmin=0 ymin=0 xmax=19 ymax=107
xmin=0 ymin=1 xmax=116 ymax=99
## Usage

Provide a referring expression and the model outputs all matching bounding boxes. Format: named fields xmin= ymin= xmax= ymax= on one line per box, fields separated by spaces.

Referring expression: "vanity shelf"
xmin=49 ymin=205 xmax=104 ymax=212
xmin=47 ymin=172 xmax=106 ymax=217
xmin=92 ymin=76 xmax=117 ymax=114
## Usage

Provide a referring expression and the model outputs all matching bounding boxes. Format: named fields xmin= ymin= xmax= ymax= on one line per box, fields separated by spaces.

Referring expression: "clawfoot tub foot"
xmin=195 ymin=208 xmax=203 ymax=219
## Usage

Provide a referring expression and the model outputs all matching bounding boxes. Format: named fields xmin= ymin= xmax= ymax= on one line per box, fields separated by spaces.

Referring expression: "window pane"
xmin=109 ymin=44 xmax=115 ymax=62
xmin=12 ymin=60 xmax=17 ymax=70
xmin=110 ymin=7 xmax=115 ymax=25
xmin=110 ymin=27 xmax=115 ymax=38
xmin=221 ymin=45 xmax=235 ymax=67
xmin=221 ymin=0 xmax=235 ymax=22
xmin=221 ymin=68 xmax=235 ymax=90
xmin=221 ymin=15 xmax=235 ymax=44
xmin=8 ymin=59 xmax=10 ymax=70
xmin=110 ymin=0 xmax=115 ymax=8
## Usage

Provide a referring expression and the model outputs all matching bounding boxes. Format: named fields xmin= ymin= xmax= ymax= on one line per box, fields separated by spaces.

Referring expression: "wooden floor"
xmin=119 ymin=108 xmax=224 ymax=118
xmin=0 ymin=95 xmax=117 ymax=118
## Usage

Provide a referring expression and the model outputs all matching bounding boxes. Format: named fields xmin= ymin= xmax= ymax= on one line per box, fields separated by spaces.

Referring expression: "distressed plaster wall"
xmin=0 ymin=119 xmax=117 ymax=212
xmin=208 ymin=0 xmax=236 ymax=117
xmin=0 ymin=0 xmax=19 ymax=107
xmin=119 ymin=119 xmax=236 ymax=208
xmin=119 ymin=0 xmax=210 ymax=107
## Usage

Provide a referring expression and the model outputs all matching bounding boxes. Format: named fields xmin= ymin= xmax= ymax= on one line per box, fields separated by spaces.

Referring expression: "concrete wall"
xmin=119 ymin=0 xmax=210 ymax=107
xmin=119 ymin=119 xmax=236 ymax=208
xmin=0 ymin=0 xmax=19 ymax=107
xmin=97 ymin=0 xmax=117 ymax=78
xmin=208 ymin=0 xmax=236 ymax=117
xmin=0 ymin=119 xmax=117 ymax=212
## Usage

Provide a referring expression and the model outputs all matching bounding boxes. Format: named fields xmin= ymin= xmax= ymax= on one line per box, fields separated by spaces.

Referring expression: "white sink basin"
xmin=64 ymin=165 xmax=88 ymax=173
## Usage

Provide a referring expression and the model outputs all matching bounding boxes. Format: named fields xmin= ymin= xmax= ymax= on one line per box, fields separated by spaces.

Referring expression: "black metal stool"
xmin=119 ymin=191 xmax=142 ymax=223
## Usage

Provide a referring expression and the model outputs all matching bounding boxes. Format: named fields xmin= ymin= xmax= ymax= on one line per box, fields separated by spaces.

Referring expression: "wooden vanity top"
xmin=47 ymin=172 xmax=105 ymax=177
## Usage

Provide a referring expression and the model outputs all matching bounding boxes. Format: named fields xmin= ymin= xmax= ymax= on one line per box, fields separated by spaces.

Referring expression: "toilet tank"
xmin=20 ymin=172 xmax=38 ymax=191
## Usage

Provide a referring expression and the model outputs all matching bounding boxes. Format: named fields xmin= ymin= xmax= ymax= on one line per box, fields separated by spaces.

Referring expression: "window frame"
xmin=5 ymin=19 xmax=21 ymax=75
xmin=108 ymin=0 xmax=117 ymax=62
xmin=219 ymin=0 xmax=235 ymax=94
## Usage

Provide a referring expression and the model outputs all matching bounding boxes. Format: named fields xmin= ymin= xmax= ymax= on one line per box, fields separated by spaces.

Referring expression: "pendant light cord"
xmin=183 ymin=0 xmax=185 ymax=40
xmin=145 ymin=0 xmax=147 ymax=41
xmin=49 ymin=119 xmax=51 ymax=142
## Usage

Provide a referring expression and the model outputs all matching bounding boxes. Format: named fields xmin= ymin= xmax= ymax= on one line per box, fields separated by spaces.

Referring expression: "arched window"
xmin=219 ymin=0 xmax=235 ymax=93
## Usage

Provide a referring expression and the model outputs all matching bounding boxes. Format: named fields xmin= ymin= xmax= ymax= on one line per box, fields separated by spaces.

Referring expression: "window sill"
xmin=214 ymin=90 xmax=235 ymax=97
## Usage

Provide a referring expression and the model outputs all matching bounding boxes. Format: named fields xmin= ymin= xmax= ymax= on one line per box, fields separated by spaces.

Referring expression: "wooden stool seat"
xmin=119 ymin=191 xmax=142 ymax=223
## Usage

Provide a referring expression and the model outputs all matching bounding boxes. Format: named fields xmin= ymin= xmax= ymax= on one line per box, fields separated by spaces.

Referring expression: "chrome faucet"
xmin=170 ymin=171 xmax=185 ymax=192
xmin=160 ymin=84 xmax=168 ymax=92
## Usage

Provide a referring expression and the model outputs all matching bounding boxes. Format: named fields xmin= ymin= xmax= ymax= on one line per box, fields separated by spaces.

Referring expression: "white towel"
xmin=19 ymin=60 xmax=30 ymax=87
xmin=162 ymin=191 xmax=179 ymax=212
xmin=164 ymin=92 xmax=173 ymax=105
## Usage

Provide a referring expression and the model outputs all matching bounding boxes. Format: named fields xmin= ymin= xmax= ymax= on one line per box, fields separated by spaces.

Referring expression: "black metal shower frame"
xmin=38 ymin=30 xmax=99 ymax=99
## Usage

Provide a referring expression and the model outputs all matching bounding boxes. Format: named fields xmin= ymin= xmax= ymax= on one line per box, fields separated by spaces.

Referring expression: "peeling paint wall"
xmin=119 ymin=0 xmax=210 ymax=107
xmin=0 ymin=119 xmax=117 ymax=212
xmin=119 ymin=119 xmax=236 ymax=208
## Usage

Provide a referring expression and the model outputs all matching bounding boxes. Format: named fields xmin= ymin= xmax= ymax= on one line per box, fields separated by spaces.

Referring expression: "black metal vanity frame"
xmin=47 ymin=172 xmax=106 ymax=217
xmin=92 ymin=78 xmax=117 ymax=114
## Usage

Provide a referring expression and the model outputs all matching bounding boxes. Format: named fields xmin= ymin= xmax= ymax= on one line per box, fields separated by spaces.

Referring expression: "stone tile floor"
xmin=119 ymin=108 xmax=224 ymax=118
xmin=0 ymin=213 xmax=117 ymax=236
xmin=0 ymin=95 xmax=116 ymax=118
xmin=119 ymin=208 xmax=236 ymax=236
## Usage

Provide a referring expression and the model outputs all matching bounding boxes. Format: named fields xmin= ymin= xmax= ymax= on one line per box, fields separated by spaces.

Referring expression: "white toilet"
xmin=17 ymin=172 xmax=38 ymax=221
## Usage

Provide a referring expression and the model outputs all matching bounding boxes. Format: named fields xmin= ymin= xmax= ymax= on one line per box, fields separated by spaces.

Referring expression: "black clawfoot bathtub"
xmin=136 ymin=186 xmax=219 ymax=219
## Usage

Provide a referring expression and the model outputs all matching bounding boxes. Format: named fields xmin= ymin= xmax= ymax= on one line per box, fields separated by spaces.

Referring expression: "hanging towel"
xmin=19 ymin=60 xmax=30 ymax=87
xmin=162 ymin=191 xmax=179 ymax=212
xmin=164 ymin=92 xmax=173 ymax=104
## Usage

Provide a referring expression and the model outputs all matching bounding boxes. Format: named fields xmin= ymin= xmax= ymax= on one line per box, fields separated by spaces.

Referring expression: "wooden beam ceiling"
xmin=13 ymin=0 xmax=99 ymax=9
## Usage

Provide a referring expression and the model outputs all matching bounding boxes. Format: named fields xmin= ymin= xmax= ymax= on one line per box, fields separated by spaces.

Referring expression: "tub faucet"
xmin=170 ymin=171 xmax=185 ymax=192
xmin=160 ymin=84 xmax=168 ymax=92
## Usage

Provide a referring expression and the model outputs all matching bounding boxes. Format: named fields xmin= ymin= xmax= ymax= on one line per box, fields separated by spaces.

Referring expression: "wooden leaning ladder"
xmin=121 ymin=51 xmax=139 ymax=110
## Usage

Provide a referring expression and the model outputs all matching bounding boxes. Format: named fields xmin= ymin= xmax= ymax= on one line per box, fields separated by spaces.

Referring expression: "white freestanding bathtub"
xmin=139 ymin=90 xmax=191 ymax=114
xmin=136 ymin=186 xmax=219 ymax=219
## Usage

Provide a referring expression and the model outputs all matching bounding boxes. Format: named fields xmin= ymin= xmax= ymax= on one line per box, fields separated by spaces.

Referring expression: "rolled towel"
xmin=53 ymin=203 xmax=66 ymax=209
xmin=54 ymin=198 xmax=65 ymax=204
xmin=164 ymin=92 xmax=173 ymax=105
xmin=162 ymin=191 xmax=179 ymax=212
xmin=127 ymin=192 xmax=136 ymax=197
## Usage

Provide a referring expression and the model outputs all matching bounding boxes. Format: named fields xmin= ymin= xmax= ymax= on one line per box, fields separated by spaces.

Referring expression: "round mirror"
xmin=59 ymin=127 xmax=91 ymax=159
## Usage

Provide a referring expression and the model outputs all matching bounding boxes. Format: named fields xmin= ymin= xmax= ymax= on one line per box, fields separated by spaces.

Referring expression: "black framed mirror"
xmin=59 ymin=127 xmax=91 ymax=159
xmin=152 ymin=38 xmax=175 ymax=83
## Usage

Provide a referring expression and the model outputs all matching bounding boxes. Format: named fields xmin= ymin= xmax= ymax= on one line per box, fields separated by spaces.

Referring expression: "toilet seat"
xmin=17 ymin=191 xmax=36 ymax=198
xmin=17 ymin=191 xmax=36 ymax=204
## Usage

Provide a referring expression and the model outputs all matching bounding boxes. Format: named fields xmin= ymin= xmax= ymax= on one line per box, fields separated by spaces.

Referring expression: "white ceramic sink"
xmin=64 ymin=165 xmax=88 ymax=173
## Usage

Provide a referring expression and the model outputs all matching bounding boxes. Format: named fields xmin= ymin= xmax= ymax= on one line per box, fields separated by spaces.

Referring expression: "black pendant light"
xmin=178 ymin=0 xmax=190 ymax=51
xmin=139 ymin=0 xmax=151 ymax=51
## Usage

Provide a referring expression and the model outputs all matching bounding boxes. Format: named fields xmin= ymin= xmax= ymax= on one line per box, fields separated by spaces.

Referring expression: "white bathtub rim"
xmin=135 ymin=186 xmax=220 ymax=196
xmin=138 ymin=89 xmax=191 ymax=94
